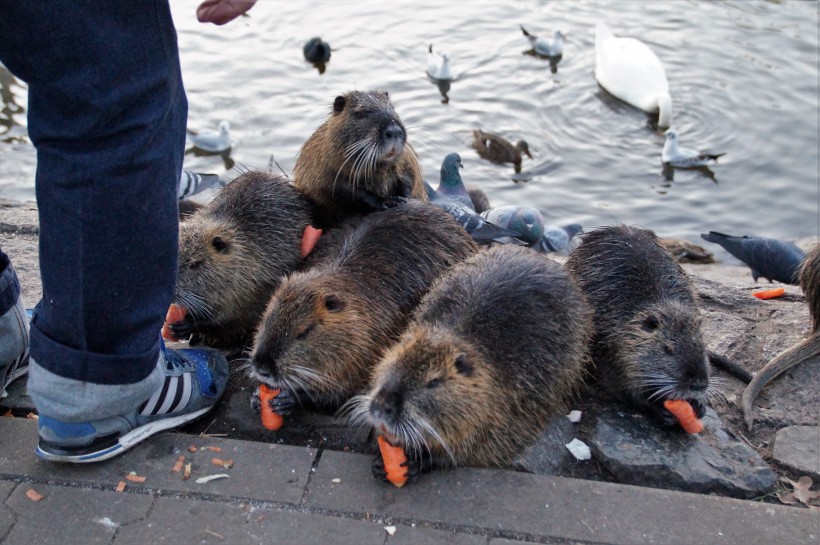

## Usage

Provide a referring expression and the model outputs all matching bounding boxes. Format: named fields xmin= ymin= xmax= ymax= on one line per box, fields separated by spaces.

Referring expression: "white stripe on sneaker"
xmin=139 ymin=380 xmax=165 ymax=415
xmin=155 ymin=376 xmax=180 ymax=415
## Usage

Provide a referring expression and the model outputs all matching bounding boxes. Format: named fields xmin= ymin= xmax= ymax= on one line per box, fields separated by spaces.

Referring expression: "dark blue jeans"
xmin=0 ymin=1 xmax=187 ymax=385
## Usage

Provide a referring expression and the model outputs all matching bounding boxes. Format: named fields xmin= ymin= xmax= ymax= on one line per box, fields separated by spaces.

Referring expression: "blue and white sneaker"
xmin=0 ymin=253 xmax=29 ymax=397
xmin=35 ymin=345 xmax=229 ymax=463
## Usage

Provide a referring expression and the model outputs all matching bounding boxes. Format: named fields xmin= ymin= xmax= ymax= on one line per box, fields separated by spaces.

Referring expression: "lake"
xmin=1 ymin=0 xmax=818 ymax=263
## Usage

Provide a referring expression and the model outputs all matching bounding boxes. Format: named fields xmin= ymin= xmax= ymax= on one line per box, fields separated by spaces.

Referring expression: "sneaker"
xmin=0 ymin=255 xmax=30 ymax=397
xmin=35 ymin=344 xmax=229 ymax=463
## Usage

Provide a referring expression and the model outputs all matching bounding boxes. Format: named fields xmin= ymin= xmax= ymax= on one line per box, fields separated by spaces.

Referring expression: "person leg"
xmin=0 ymin=250 xmax=29 ymax=395
xmin=0 ymin=1 xmax=228 ymax=462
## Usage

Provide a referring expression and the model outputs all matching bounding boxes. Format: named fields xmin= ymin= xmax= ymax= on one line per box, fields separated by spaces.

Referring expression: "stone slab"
xmin=0 ymin=417 xmax=315 ymax=504
xmin=0 ymin=481 xmax=16 ymax=539
xmin=387 ymin=525 xmax=487 ymax=545
xmin=306 ymin=450 xmax=815 ymax=545
xmin=112 ymin=495 xmax=386 ymax=545
xmin=773 ymin=425 xmax=820 ymax=480
xmin=3 ymin=482 xmax=153 ymax=545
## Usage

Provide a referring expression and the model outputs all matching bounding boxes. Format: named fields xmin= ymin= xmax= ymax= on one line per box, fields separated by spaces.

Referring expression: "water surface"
xmin=1 ymin=0 xmax=818 ymax=263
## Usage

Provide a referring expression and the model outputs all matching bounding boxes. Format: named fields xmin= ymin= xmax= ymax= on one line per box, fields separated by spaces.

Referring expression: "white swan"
xmin=426 ymin=44 xmax=452 ymax=81
xmin=594 ymin=23 xmax=672 ymax=128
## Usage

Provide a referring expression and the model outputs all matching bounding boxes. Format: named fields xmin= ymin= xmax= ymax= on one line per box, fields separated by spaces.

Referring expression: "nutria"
xmin=249 ymin=200 xmax=478 ymax=415
xmin=565 ymin=224 xmax=717 ymax=426
xmin=168 ymin=170 xmax=315 ymax=352
xmin=343 ymin=245 xmax=591 ymax=482
xmin=292 ymin=90 xmax=426 ymax=227
xmin=742 ymin=243 xmax=820 ymax=430
xmin=467 ymin=186 xmax=490 ymax=214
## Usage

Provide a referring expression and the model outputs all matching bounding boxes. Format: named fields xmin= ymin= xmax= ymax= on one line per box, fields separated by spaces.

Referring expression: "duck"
xmin=472 ymin=129 xmax=532 ymax=173
xmin=426 ymin=44 xmax=452 ymax=81
xmin=303 ymin=37 xmax=331 ymax=64
xmin=520 ymin=25 xmax=564 ymax=57
xmin=594 ymin=23 xmax=672 ymax=128
xmin=662 ymin=129 xmax=725 ymax=167
xmin=187 ymin=120 xmax=231 ymax=152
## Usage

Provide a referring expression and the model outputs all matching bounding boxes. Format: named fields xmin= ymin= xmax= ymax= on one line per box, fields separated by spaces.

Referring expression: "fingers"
xmin=196 ymin=0 xmax=257 ymax=25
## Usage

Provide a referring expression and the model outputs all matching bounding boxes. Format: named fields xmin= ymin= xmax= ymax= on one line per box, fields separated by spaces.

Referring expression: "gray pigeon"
xmin=700 ymin=231 xmax=805 ymax=284
xmin=481 ymin=205 xmax=582 ymax=252
xmin=425 ymin=182 xmax=522 ymax=245
xmin=178 ymin=170 xmax=224 ymax=199
xmin=437 ymin=152 xmax=474 ymax=209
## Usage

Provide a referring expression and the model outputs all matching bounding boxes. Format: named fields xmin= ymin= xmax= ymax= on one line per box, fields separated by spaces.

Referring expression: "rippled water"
xmin=1 ymin=0 xmax=818 ymax=263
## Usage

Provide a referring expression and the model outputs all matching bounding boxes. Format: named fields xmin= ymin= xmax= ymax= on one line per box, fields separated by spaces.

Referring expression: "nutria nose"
xmin=371 ymin=389 xmax=403 ymax=423
xmin=383 ymin=122 xmax=403 ymax=141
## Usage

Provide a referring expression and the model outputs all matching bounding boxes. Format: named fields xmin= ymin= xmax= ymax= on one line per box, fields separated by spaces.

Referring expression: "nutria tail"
xmin=741 ymin=335 xmax=820 ymax=430
xmin=742 ymin=243 xmax=820 ymax=430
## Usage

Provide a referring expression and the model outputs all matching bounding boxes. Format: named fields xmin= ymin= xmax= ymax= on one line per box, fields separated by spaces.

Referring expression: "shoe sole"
xmin=35 ymin=405 xmax=212 ymax=463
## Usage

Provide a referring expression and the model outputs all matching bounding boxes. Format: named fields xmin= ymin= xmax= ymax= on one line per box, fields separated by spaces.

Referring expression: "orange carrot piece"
xmin=300 ymin=226 xmax=323 ymax=258
xmin=126 ymin=474 xmax=146 ymax=483
xmin=664 ymin=399 xmax=704 ymax=434
xmin=171 ymin=455 xmax=185 ymax=473
xmin=259 ymin=385 xmax=284 ymax=431
xmin=26 ymin=488 xmax=44 ymax=502
xmin=753 ymin=287 xmax=785 ymax=300
xmin=377 ymin=435 xmax=408 ymax=488
xmin=115 ymin=481 xmax=127 ymax=493
xmin=161 ymin=304 xmax=187 ymax=341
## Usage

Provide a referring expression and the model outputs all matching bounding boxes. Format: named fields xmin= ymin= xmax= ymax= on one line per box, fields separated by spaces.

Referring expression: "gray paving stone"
xmin=0 ymin=481 xmax=17 ymax=539
xmin=387 ymin=525 xmax=487 ymax=545
xmin=306 ymin=450 xmax=816 ymax=545
xmin=0 ymin=417 xmax=315 ymax=504
xmin=3 ymin=482 xmax=153 ymax=545
xmin=113 ymin=495 xmax=385 ymax=545
xmin=773 ymin=425 xmax=820 ymax=480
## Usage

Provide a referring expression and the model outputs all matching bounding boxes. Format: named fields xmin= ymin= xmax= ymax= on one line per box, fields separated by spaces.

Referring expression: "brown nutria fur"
xmin=565 ymin=224 xmax=716 ymax=426
xmin=467 ymin=185 xmax=491 ymax=214
xmin=742 ymin=243 xmax=820 ymax=430
xmin=169 ymin=170 xmax=315 ymax=352
xmin=292 ymin=90 xmax=426 ymax=227
xmin=344 ymin=245 xmax=591 ymax=480
xmin=249 ymin=200 xmax=478 ymax=415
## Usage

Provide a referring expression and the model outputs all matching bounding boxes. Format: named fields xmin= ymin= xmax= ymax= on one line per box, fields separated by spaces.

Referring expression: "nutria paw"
xmin=167 ymin=314 xmax=197 ymax=340
xmin=380 ymin=196 xmax=410 ymax=209
xmin=371 ymin=451 xmax=421 ymax=485
xmin=655 ymin=398 xmax=707 ymax=427
xmin=269 ymin=388 xmax=298 ymax=415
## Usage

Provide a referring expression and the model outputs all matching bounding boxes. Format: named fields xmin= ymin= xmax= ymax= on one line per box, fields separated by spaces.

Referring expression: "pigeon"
xmin=425 ymin=182 xmax=522 ymax=245
xmin=700 ymin=231 xmax=805 ymax=284
xmin=178 ymin=170 xmax=225 ymax=200
xmin=521 ymin=25 xmax=564 ymax=57
xmin=303 ymin=37 xmax=331 ymax=63
xmin=437 ymin=152 xmax=473 ymax=209
xmin=187 ymin=121 xmax=231 ymax=152
xmin=662 ymin=129 xmax=725 ymax=168
xmin=426 ymin=44 xmax=452 ymax=81
xmin=480 ymin=205 xmax=583 ymax=252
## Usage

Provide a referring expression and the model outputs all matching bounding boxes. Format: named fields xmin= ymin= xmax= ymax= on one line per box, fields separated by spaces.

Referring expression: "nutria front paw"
xmin=371 ymin=451 xmax=419 ymax=485
xmin=380 ymin=196 xmax=409 ymax=209
xmin=269 ymin=388 xmax=297 ymax=415
xmin=689 ymin=398 xmax=707 ymax=419
xmin=167 ymin=314 xmax=197 ymax=340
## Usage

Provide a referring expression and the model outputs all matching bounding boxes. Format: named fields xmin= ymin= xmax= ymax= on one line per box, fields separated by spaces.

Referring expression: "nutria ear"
xmin=641 ymin=315 xmax=660 ymax=332
xmin=211 ymin=236 xmax=230 ymax=253
xmin=324 ymin=294 xmax=344 ymax=313
xmin=333 ymin=95 xmax=346 ymax=112
xmin=454 ymin=353 xmax=473 ymax=376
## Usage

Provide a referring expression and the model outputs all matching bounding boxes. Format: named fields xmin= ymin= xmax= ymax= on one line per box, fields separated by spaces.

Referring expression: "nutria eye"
xmin=189 ymin=260 xmax=202 ymax=270
xmin=324 ymin=294 xmax=344 ymax=313
xmin=454 ymin=354 xmax=473 ymax=376
xmin=426 ymin=378 xmax=442 ymax=389
xmin=642 ymin=315 xmax=660 ymax=332
xmin=211 ymin=236 xmax=229 ymax=253
xmin=333 ymin=95 xmax=345 ymax=112
xmin=296 ymin=323 xmax=315 ymax=339
xmin=663 ymin=344 xmax=674 ymax=355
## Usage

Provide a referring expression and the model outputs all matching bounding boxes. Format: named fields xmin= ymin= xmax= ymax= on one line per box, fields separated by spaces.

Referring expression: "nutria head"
xmin=249 ymin=267 xmax=384 ymax=407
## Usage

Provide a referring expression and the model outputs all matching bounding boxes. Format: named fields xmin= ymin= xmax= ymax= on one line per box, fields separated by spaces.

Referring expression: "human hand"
xmin=196 ymin=0 xmax=257 ymax=25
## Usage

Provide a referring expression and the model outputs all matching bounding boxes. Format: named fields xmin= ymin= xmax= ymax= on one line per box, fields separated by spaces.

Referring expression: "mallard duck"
xmin=472 ymin=129 xmax=532 ymax=173
xmin=662 ymin=129 xmax=725 ymax=168
xmin=594 ymin=23 xmax=672 ymax=128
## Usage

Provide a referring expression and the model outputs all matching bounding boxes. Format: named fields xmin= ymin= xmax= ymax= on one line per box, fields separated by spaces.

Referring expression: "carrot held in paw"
xmin=377 ymin=435 xmax=408 ymax=488
xmin=259 ymin=384 xmax=284 ymax=431
xmin=663 ymin=399 xmax=703 ymax=434
xmin=161 ymin=304 xmax=187 ymax=341
xmin=300 ymin=225 xmax=323 ymax=258
xmin=753 ymin=287 xmax=785 ymax=300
